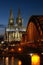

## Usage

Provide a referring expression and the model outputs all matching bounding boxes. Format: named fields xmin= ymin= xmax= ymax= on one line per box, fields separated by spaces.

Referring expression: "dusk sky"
xmin=0 ymin=0 xmax=43 ymax=27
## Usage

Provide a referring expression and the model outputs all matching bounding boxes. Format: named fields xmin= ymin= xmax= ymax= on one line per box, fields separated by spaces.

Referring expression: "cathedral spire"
xmin=18 ymin=8 xmax=21 ymax=17
xmin=16 ymin=8 xmax=22 ymax=27
xmin=8 ymin=8 xmax=14 ymax=27
xmin=10 ymin=8 xmax=14 ymax=19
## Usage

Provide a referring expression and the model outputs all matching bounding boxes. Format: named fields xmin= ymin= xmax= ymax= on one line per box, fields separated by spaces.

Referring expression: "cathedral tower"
xmin=16 ymin=8 xmax=22 ymax=27
xmin=8 ymin=8 xmax=14 ymax=28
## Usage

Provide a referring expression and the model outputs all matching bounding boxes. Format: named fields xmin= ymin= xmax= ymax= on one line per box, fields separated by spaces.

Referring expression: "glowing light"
xmin=30 ymin=53 xmax=33 ymax=56
xmin=1 ymin=41 xmax=4 ymax=44
xmin=18 ymin=47 xmax=22 ymax=52
xmin=41 ymin=52 xmax=43 ymax=55
xmin=18 ymin=60 xmax=22 ymax=65
xmin=5 ymin=57 xmax=9 ymax=65
xmin=31 ymin=54 xmax=40 ymax=65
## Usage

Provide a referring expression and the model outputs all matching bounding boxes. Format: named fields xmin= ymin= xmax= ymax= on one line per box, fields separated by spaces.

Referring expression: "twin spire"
xmin=9 ymin=8 xmax=22 ymax=27
xmin=9 ymin=8 xmax=21 ymax=20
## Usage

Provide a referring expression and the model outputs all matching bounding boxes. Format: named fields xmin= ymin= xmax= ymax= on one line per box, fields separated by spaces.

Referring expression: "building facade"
xmin=5 ymin=8 xmax=26 ymax=42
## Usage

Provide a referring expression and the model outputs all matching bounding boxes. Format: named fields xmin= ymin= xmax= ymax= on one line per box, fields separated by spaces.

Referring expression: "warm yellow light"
xmin=31 ymin=54 xmax=40 ymax=65
xmin=18 ymin=60 xmax=22 ymax=65
xmin=5 ymin=57 xmax=9 ymax=65
xmin=18 ymin=48 xmax=22 ymax=52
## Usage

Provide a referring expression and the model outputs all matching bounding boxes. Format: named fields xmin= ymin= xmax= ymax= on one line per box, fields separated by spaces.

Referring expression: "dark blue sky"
xmin=0 ymin=0 xmax=43 ymax=26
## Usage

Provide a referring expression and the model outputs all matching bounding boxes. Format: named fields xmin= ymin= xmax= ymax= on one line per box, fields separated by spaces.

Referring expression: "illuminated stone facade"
xmin=5 ymin=8 xmax=26 ymax=42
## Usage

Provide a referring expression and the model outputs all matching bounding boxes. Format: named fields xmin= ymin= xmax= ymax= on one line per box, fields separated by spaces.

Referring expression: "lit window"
xmin=31 ymin=54 xmax=40 ymax=65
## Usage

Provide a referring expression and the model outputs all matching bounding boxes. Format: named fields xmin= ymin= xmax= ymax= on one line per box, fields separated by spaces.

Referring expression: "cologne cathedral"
xmin=5 ymin=8 xmax=26 ymax=43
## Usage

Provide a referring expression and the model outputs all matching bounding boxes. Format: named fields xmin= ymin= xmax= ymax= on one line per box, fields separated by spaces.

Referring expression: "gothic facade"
xmin=5 ymin=9 xmax=26 ymax=42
